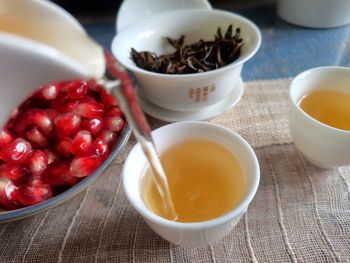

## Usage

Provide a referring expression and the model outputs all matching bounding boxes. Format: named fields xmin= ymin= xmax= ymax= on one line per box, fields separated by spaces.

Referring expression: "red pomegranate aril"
xmin=46 ymin=109 xmax=59 ymax=122
xmin=27 ymin=150 xmax=48 ymax=176
xmin=81 ymin=118 xmax=103 ymax=136
xmin=100 ymin=89 xmax=117 ymax=107
xmin=86 ymin=79 xmax=102 ymax=92
xmin=63 ymin=99 xmax=80 ymax=113
xmin=55 ymin=113 xmax=81 ymax=138
xmin=97 ymin=129 xmax=117 ymax=146
xmin=0 ymin=129 xmax=14 ymax=149
xmin=42 ymin=162 xmax=77 ymax=187
xmin=104 ymin=115 xmax=124 ymax=132
xmin=16 ymin=179 xmax=52 ymax=206
xmin=70 ymin=155 xmax=102 ymax=178
xmin=30 ymin=109 xmax=53 ymax=135
xmin=106 ymin=107 xmax=123 ymax=117
xmin=50 ymin=94 xmax=66 ymax=113
xmin=0 ymin=164 xmax=25 ymax=181
xmin=90 ymin=138 xmax=109 ymax=159
xmin=0 ymin=181 xmax=19 ymax=210
xmin=0 ymin=138 xmax=32 ymax=164
xmin=81 ymin=95 xmax=98 ymax=104
xmin=40 ymin=83 xmax=60 ymax=100
xmin=43 ymin=149 xmax=58 ymax=164
xmin=74 ymin=102 xmax=104 ymax=118
xmin=70 ymin=130 xmax=92 ymax=156
xmin=12 ymin=116 xmax=29 ymax=137
xmin=26 ymin=126 xmax=48 ymax=147
xmin=55 ymin=137 xmax=73 ymax=157
xmin=64 ymin=80 xmax=88 ymax=99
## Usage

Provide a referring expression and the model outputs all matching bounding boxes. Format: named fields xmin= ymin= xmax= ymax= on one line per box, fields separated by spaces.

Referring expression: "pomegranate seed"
xmin=64 ymin=80 xmax=88 ymax=99
xmin=70 ymin=155 xmax=102 ymax=178
xmin=55 ymin=137 xmax=73 ymax=157
xmin=27 ymin=150 xmax=48 ymax=175
xmin=50 ymin=94 xmax=66 ymax=113
xmin=0 ymin=164 xmax=25 ymax=180
xmin=46 ymin=109 xmax=59 ymax=122
xmin=12 ymin=116 xmax=29 ymax=137
xmin=70 ymin=130 xmax=92 ymax=156
xmin=97 ymin=129 xmax=117 ymax=146
xmin=81 ymin=118 xmax=103 ymax=136
xmin=43 ymin=149 xmax=58 ymax=164
xmin=26 ymin=126 xmax=48 ymax=147
xmin=106 ymin=107 xmax=123 ymax=117
xmin=40 ymin=83 xmax=60 ymax=100
xmin=42 ymin=162 xmax=77 ymax=186
xmin=0 ymin=138 xmax=32 ymax=164
xmin=104 ymin=115 xmax=124 ymax=132
xmin=0 ymin=181 xmax=19 ymax=210
xmin=90 ymin=138 xmax=109 ymax=159
xmin=100 ymin=88 xmax=117 ymax=107
xmin=63 ymin=99 xmax=80 ymax=113
xmin=16 ymin=179 xmax=52 ymax=206
xmin=81 ymin=95 xmax=98 ymax=104
xmin=0 ymin=129 xmax=14 ymax=149
xmin=86 ymin=79 xmax=102 ymax=92
xmin=74 ymin=102 xmax=104 ymax=118
xmin=29 ymin=109 xmax=53 ymax=135
xmin=55 ymin=113 xmax=81 ymax=137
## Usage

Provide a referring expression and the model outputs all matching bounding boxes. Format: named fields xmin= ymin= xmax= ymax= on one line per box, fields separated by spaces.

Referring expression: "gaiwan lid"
xmin=115 ymin=0 xmax=212 ymax=32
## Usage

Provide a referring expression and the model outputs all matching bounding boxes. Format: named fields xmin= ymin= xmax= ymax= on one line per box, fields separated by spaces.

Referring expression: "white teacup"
xmin=277 ymin=0 xmax=350 ymax=28
xmin=289 ymin=67 xmax=350 ymax=168
xmin=122 ymin=121 xmax=260 ymax=248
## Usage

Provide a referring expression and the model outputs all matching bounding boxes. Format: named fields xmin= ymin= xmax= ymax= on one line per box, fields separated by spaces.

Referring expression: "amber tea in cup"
xmin=298 ymin=89 xmax=350 ymax=131
xmin=141 ymin=139 xmax=245 ymax=223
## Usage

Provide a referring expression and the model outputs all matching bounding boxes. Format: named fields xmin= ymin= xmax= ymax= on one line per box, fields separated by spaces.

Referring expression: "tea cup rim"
xmin=289 ymin=66 xmax=350 ymax=135
xmin=122 ymin=121 xmax=260 ymax=230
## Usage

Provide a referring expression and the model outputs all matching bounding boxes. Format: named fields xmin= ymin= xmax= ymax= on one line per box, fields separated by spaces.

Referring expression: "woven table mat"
xmin=1 ymin=78 xmax=350 ymax=262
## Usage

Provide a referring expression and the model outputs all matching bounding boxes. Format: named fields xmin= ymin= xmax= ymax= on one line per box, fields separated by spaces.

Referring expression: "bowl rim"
xmin=289 ymin=66 xmax=350 ymax=135
xmin=122 ymin=121 xmax=260 ymax=230
xmin=0 ymin=124 xmax=131 ymax=223
xmin=112 ymin=9 xmax=261 ymax=79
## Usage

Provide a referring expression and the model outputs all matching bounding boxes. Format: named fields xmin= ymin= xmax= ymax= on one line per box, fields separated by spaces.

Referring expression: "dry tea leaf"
xmin=130 ymin=25 xmax=243 ymax=74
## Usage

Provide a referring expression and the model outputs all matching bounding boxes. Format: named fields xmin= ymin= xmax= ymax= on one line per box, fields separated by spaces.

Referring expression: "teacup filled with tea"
xmin=123 ymin=121 xmax=260 ymax=247
xmin=289 ymin=66 xmax=350 ymax=168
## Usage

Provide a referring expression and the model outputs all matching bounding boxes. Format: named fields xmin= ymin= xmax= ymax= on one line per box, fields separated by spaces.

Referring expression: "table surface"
xmin=1 ymin=2 xmax=350 ymax=262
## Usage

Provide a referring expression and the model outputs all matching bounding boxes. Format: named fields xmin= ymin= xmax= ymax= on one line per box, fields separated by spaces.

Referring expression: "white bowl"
xmin=277 ymin=0 xmax=350 ymax=28
xmin=289 ymin=67 xmax=350 ymax=168
xmin=0 ymin=0 xmax=131 ymax=222
xmin=123 ymin=121 xmax=260 ymax=247
xmin=0 ymin=35 xmax=132 ymax=222
xmin=112 ymin=9 xmax=261 ymax=112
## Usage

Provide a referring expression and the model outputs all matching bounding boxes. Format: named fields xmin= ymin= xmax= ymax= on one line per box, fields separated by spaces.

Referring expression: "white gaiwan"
xmin=112 ymin=9 xmax=261 ymax=117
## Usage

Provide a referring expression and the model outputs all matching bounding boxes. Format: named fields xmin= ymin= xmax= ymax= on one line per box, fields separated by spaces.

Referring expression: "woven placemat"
xmin=1 ymin=78 xmax=349 ymax=262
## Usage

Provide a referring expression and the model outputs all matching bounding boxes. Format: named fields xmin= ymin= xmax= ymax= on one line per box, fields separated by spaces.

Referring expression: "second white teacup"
xmin=289 ymin=67 xmax=350 ymax=168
